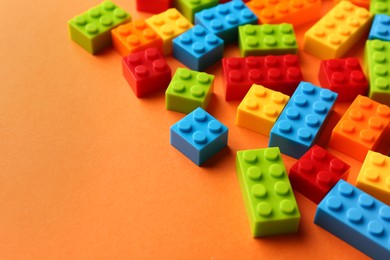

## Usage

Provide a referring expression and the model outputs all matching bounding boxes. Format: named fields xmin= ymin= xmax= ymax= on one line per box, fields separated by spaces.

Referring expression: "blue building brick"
xmin=269 ymin=81 xmax=337 ymax=159
xmin=173 ymin=25 xmax=224 ymax=71
xmin=369 ymin=14 xmax=390 ymax=41
xmin=315 ymin=180 xmax=390 ymax=259
xmin=170 ymin=107 xmax=228 ymax=166
xmin=194 ymin=0 xmax=258 ymax=44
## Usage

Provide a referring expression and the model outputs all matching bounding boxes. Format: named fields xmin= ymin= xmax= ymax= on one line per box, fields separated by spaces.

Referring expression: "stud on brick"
xmin=170 ymin=107 xmax=228 ymax=165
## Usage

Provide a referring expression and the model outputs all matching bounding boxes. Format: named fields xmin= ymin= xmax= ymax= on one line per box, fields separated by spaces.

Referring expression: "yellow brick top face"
xmin=145 ymin=8 xmax=193 ymax=40
xmin=238 ymin=84 xmax=290 ymax=121
xmin=359 ymin=151 xmax=390 ymax=193
xmin=305 ymin=1 xmax=372 ymax=48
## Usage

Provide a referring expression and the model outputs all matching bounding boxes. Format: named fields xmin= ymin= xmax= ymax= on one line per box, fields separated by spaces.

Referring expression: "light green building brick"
xmin=238 ymin=24 xmax=298 ymax=57
xmin=166 ymin=68 xmax=214 ymax=114
xmin=236 ymin=147 xmax=301 ymax=237
xmin=370 ymin=0 xmax=390 ymax=15
xmin=174 ymin=0 xmax=218 ymax=23
xmin=68 ymin=1 xmax=131 ymax=54
xmin=365 ymin=40 xmax=390 ymax=106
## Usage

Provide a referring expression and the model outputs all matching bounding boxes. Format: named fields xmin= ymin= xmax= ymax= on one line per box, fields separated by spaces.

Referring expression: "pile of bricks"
xmin=68 ymin=1 xmax=390 ymax=258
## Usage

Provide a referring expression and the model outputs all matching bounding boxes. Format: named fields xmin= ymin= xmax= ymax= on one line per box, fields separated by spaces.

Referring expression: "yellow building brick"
xmin=303 ymin=1 xmax=373 ymax=59
xmin=236 ymin=84 xmax=290 ymax=136
xmin=146 ymin=8 xmax=192 ymax=55
xmin=356 ymin=151 xmax=390 ymax=205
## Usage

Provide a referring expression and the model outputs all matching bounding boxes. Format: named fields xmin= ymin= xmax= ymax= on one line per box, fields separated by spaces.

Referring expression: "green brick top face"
xmin=366 ymin=40 xmax=390 ymax=94
xmin=166 ymin=68 xmax=214 ymax=101
xmin=370 ymin=0 xmax=390 ymax=15
xmin=68 ymin=1 xmax=131 ymax=39
xmin=236 ymin=147 xmax=300 ymax=222
xmin=239 ymin=24 xmax=298 ymax=52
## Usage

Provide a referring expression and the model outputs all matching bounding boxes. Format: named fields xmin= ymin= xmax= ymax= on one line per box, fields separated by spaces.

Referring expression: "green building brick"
xmin=236 ymin=147 xmax=301 ymax=237
xmin=166 ymin=68 xmax=214 ymax=114
xmin=370 ymin=0 xmax=390 ymax=15
xmin=238 ymin=24 xmax=298 ymax=57
xmin=174 ymin=0 xmax=218 ymax=23
xmin=68 ymin=1 xmax=131 ymax=54
xmin=364 ymin=40 xmax=390 ymax=106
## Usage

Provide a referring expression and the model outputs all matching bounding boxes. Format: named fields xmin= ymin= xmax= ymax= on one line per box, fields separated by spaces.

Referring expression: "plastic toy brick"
xmin=222 ymin=55 xmax=303 ymax=101
xmin=236 ymin=84 xmax=290 ymax=136
xmin=173 ymin=25 xmax=224 ymax=71
xmin=146 ymin=8 xmax=193 ymax=56
xmin=318 ymin=58 xmax=368 ymax=102
xmin=303 ymin=1 xmax=373 ymax=59
xmin=136 ymin=0 xmax=174 ymax=14
xmin=236 ymin=147 xmax=301 ymax=237
xmin=269 ymin=81 xmax=338 ymax=159
xmin=68 ymin=1 xmax=131 ymax=54
xmin=369 ymin=14 xmax=390 ymax=42
xmin=170 ymin=107 xmax=228 ymax=165
xmin=328 ymin=95 xmax=390 ymax=161
xmin=238 ymin=24 xmax=298 ymax=57
xmin=289 ymin=145 xmax=350 ymax=204
xmin=347 ymin=0 xmax=370 ymax=9
xmin=166 ymin=68 xmax=214 ymax=114
xmin=194 ymin=0 xmax=258 ymax=44
xmin=314 ymin=180 xmax=390 ymax=259
xmin=122 ymin=48 xmax=172 ymax=98
xmin=365 ymin=40 xmax=390 ymax=106
xmin=246 ymin=0 xmax=321 ymax=27
xmin=174 ymin=0 xmax=219 ymax=23
xmin=111 ymin=19 xmax=163 ymax=57
xmin=370 ymin=0 xmax=390 ymax=15
xmin=356 ymin=151 xmax=390 ymax=205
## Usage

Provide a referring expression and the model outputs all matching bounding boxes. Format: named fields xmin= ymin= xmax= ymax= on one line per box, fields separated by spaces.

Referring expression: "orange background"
xmin=0 ymin=1 xmax=372 ymax=259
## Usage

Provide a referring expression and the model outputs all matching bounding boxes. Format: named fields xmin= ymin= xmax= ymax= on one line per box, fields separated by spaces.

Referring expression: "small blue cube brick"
xmin=315 ymin=180 xmax=390 ymax=259
xmin=369 ymin=14 xmax=390 ymax=42
xmin=269 ymin=81 xmax=337 ymax=159
xmin=170 ymin=107 xmax=228 ymax=166
xmin=194 ymin=0 xmax=258 ymax=44
xmin=173 ymin=25 xmax=224 ymax=71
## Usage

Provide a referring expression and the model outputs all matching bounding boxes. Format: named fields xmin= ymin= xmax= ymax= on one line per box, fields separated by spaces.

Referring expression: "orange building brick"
xmin=111 ymin=19 xmax=163 ymax=57
xmin=146 ymin=8 xmax=192 ymax=55
xmin=356 ymin=151 xmax=390 ymax=205
xmin=303 ymin=1 xmax=373 ymax=59
xmin=236 ymin=84 xmax=290 ymax=136
xmin=329 ymin=95 xmax=390 ymax=161
xmin=246 ymin=0 xmax=321 ymax=27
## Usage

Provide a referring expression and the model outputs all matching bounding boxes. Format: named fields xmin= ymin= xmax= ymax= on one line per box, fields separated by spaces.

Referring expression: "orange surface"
xmin=0 ymin=1 xmax=372 ymax=259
